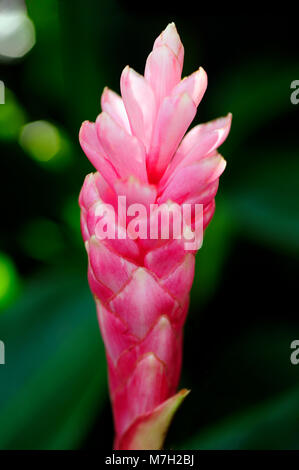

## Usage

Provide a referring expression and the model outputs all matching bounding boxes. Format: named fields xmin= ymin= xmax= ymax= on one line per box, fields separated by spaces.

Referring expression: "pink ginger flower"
xmin=79 ymin=23 xmax=231 ymax=450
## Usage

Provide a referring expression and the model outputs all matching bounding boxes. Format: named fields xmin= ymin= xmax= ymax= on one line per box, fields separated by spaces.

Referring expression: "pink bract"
xmin=79 ymin=23 xmax=231 ymax=450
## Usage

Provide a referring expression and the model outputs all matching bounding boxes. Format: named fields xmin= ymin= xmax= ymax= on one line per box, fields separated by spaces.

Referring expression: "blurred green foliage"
xmin=0 ymin=89 xmax=26 ymax=140
xmin=0 ymin=4 xmax=298 ymax=449
xmin=0 ymin=271 xmax=106 ymax=449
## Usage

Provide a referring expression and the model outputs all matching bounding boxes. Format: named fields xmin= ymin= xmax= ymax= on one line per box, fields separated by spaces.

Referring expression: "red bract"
xmin=79 ymin=23 xmax=231 ymax=449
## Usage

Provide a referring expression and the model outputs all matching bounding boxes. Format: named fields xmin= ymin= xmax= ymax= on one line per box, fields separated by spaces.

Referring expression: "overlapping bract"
xmin=79 ymin=23 xmax=231 ymax=449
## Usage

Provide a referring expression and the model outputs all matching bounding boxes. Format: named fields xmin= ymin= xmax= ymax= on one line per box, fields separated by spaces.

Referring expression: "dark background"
xmin=0 ymin=4 xmax=298 ymax=449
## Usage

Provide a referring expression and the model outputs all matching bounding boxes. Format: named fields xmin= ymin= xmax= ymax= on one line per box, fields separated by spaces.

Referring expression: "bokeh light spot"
xmin=19 ymin=120 xmax=72 ymax=169
xmin=19 ymin=120 xmax=60 ymax=162
xmin=0 ymin=3 xmax=36 ymax=60
xmin=0 ymin=252 xmax=20 ymax=311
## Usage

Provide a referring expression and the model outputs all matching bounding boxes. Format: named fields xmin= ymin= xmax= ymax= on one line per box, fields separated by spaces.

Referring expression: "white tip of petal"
xmin=172 ymin=67 xmax=208 ymax=107
xmin=210 ymin=113 xmax=232 ymax=148
xmin=153 ymin=23 xmax=184 ymax=69
xmin=100 ymin=85 xmax=131 ymax=134
xmin=193 ymin=67 xmax=208 ymax=103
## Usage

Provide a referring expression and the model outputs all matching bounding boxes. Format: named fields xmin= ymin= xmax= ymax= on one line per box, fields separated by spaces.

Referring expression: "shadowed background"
xmin=0 ymin=3 xmax=298 ymax=449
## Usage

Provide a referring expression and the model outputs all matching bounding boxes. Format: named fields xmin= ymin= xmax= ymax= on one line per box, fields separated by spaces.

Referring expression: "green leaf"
xmin=119 ymin=389 xmax=190 ymax=450
xmin=181 ymin=386 xmax=299 ymax=450
xmin=192 ymin=199 xmax=234 ymax=305
xmin=209 ymin=59 xmax=299 ymax=152
xmin=0 ymin=270 xmax=107 ymax=449
xmin=176 ymin=324 xmax=299 ymax=450
xmin=228 ymin=150 xmax=299 ymax=255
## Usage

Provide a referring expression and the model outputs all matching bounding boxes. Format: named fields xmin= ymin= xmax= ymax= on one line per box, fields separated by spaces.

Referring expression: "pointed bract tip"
xmin=116 ymin=388 xmax=190 ymax=450
xmin=160 ymin=22 xmax=181 ymax=45
xmin=153 ymin=22 xmax=184 ymax=66
xmin=178 ymin=388 xmax=191 ymax=399
xmin=121 ymin=65 xmax=136 ymax=86
xmin=121 ymin=64 xmax=143 ymax=82
xmin=79 ymin=120 xmax=92 ymax=141
xmin=225 ymin=113 xmax=232 ymax=132
xmin=100 ymin=86 xmax=109 ymax=104
xmin=197 ymin=67 xmax=208 ymax=86
xmin=217 ymin=113 xmax=232 ymax=135
xmin=120 ymin=65 xmax=129 ymax=82
xmin=164 ymin=22 xmax=178 ymax=34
